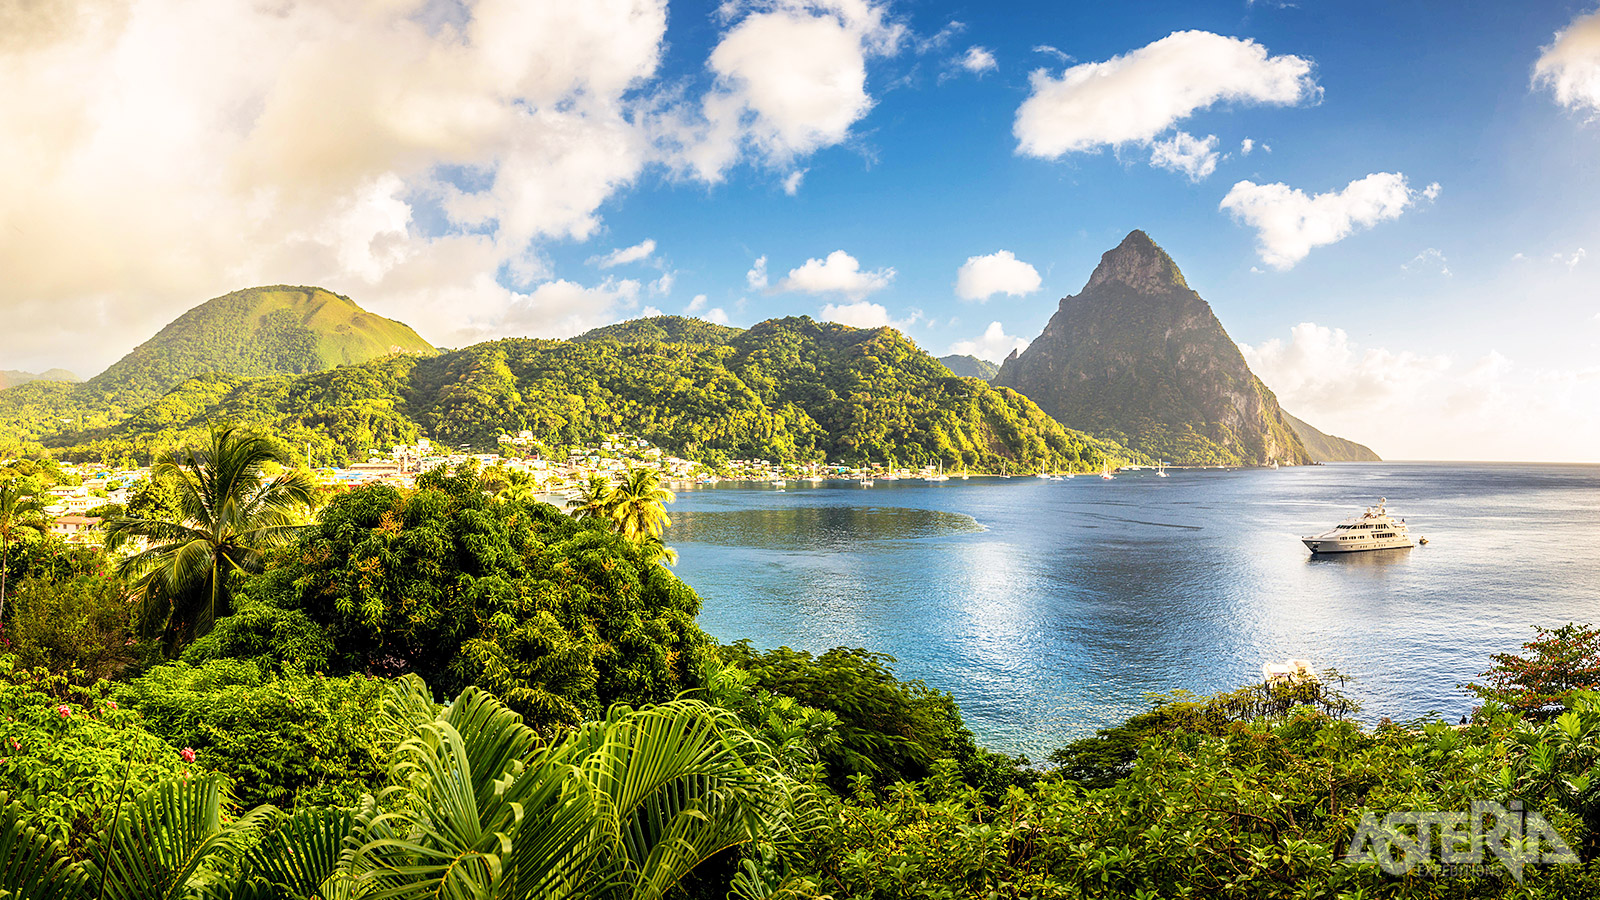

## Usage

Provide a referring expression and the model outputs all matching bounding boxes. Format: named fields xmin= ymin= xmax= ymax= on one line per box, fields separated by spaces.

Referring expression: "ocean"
xmin=666 ymin=463 xmax=1600 ymax=759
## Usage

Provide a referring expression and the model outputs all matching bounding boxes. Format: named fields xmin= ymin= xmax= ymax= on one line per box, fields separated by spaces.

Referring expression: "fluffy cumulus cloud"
xmin=1014 ymin=31 xmax=1317 ymax=158
xmin=777 ymin=250 xmax=895 ymax=299
xmin=591 ymin=239 xmax=657 ymax=268
xmin=1242 ymin=323 xmax=1600 ymax=461
xmin=746 ymin=256 xmax=770 ymax=289
xmin=1534 ymin=7 xmax=1600 ymax=115
xmin=0 ymin=0 xmax=911 ymax=373
xmin=954 ymin=251 xmax=1042 ymax=301
xmin=818 ymin=300 xmax=908 ymax=329
xmin=959 ymin=46 xmax=997 ymax=75
xmin=0 ymin=0 xmax=678 ymax=370
xmin=1149 ymin=132 xmax=1221 ymax=181
xmin=665 ymin=0 xmax=904 ymax=181
xmin=1220 ymin=173 xmax=1439 ymax=269
xmin=947 ymin=321 xmax=1030 ymax=363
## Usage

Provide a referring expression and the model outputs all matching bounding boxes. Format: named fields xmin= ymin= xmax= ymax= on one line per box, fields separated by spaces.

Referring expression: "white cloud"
xmin=648 ymin=271 xmax=675 ymax=295
xmin=1220 ymin=172 xmax=1432 ymax=269
xmin=1014 ymin=31 xmax=1318 ymax=158
xmin=484 ymin=277 xmax=645 ymax=343
xmin=591 ymin=238 xmax=657 ymax=268
xmin=1240 ymin=137 xmax=1255 ymax=155
xmin=777 ymin=250 xmax=895 ymax=299
xmin=1032 ymin=45 xmax=1072 ymax=63
xmin=640 ymin=305 xmax=664 ymax=317
xmin=818 ymin=300 xmax=906 ymax=328
xmin=685 ymin=294 xmax=709 ymax=314
xmin=1242 ymin=323 xmax=1600 ymax=461
xmin=1422 ymin=181 xmax=1442 ymax=201
xmin=1149 ymin=131 xmax=1221 ymax=181
xmin=1534 ymin=7 xmax=1600 ymax=115
xmin=782 ymin=169 xmax=806 ymax=195
xmin=1566 ymin=248 xmax=1588 ymax=269
xmin=665 ymin=0 xmax=904 ymax=181
xmin=705 ymin=307 xmax=732 ymax=325
xmin=746 ymin=256 xmax=769 ymax=289
xmin=948 ymin=322 xmax=1030 ymax=364
xmin=954 ymin=250 xmax=1042 ymax=301
xmin=959 ymin=46 xmax=997 ymax=75
xmin=1403 ymin=248 xmax=1451 ymax=276
xmin=0 ymin=0 xmax=673 ymax=371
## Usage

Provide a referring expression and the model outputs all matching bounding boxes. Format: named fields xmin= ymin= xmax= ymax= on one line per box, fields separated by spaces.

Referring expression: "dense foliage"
xmin=9 ymin=314 xmax=1126 ymax=472
xmin=193 ymin=468 xmax=711 ymax=732
xmin=112 ymin=659 xmax=391 ymax=808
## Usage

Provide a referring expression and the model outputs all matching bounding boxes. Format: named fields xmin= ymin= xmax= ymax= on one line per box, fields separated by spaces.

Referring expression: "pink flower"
xmin=56 ymin=705 xmax=71 ymax=718
xmin=180 ymin=747 xmax=196 ymax=763
xmin=106 ymin=701 xmax=117 ymax=710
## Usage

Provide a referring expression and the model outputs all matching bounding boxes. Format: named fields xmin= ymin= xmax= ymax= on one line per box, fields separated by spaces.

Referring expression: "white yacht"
xmin=1301 ymin=498 xmax=1416 ymax=554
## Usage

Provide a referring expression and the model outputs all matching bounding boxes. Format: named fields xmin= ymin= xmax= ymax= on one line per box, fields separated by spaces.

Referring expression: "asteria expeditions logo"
xmin=1344 ymin=800 xmax=1578 ymax=881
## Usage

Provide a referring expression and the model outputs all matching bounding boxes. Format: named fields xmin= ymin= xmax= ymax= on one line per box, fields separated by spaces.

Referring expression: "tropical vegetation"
xmin=5 ymin=424 xmax=1600 ymax=899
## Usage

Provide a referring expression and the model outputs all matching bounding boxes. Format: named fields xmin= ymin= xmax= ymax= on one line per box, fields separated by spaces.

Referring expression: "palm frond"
xmin=88 ymin=775 xmax=254 ymax=900
xmin=0 ymin=792 xmax=87 ymax=900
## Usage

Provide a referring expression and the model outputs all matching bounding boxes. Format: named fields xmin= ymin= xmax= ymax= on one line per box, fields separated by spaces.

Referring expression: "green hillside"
xmin=39 ymin=317 xmax=1129 ymax=472
xmin=1283 ymin=411 xmax=1382 ymax=462
xmin=938 ymin=354 xmax=999 ymax=380
xmin=0 ymin=368 xmax=79 ymax=390
xmin=88 ymin=285 xmax=433 ymax=404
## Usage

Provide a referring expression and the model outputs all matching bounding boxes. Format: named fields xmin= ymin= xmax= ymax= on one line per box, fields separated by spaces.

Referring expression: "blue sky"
xmin=3 ymin=1 xmax=1597 ymax=459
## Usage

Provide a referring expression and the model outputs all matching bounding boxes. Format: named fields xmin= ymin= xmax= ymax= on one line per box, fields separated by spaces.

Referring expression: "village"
xmin=12 ymin=431 xmax=965 ymax=549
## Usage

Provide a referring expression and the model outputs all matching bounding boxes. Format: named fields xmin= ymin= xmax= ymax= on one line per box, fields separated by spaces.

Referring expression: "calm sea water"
xmin=666 ymin=463 xmax=1600 ymax=759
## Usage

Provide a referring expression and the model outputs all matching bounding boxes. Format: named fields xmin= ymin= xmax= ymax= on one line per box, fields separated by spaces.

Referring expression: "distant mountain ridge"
xmin=994 ymin=231 xmax=1311 ymax=466
xmin=937 ymin=355 xmax=998 ymax=380
xmin=1282 ymin=411 xmax=1381 ymax=462
xmin=89 ymin=285 xmax=434 ymax=404
xmin=0 ymin=369 xmax=78 ymax=391
xmin=19 ymin=313 xmax=1131 ymax=473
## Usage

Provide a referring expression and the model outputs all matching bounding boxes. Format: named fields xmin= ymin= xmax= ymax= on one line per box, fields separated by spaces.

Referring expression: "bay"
xmin=666 ymin=463 xmax=1600 ymax=760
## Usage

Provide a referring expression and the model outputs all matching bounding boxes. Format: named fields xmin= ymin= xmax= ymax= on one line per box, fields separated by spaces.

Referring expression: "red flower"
xmin=56 ymin=704 xmax=71 ymax=718
xmin=180 ymin=747 xmax=196 ymax=763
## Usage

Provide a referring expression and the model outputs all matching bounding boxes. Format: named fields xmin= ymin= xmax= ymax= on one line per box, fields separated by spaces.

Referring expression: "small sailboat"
xmin=1157 ymin=460 xmax=1168 ymax=478
xmin=1100 ymin=460 xmax=1115 ymax=480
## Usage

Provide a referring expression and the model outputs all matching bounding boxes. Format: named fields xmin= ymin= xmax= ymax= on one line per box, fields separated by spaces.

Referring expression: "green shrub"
xmin=4 ymin=574 xmax=145 ymax=682
xmin=0 ymin=657 xmax=196 ymax=849
xmin=113 ymin=658 xmax=392 ymax=808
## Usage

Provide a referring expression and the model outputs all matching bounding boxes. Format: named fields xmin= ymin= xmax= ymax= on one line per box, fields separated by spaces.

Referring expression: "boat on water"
xmin=859 ymin=478 xmax=874 ymax=487
xmin=1301 ymin=498 xmax=1416 ymax=554
xmin=1100 ymin=461 xmax=1115 ymax=480
xmin=1157 ymin=460 xmax=1168 ymax=478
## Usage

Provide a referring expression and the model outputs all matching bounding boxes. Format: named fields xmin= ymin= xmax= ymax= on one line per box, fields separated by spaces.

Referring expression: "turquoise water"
xmin=666 ymin=463 xmax=1600 ymax=759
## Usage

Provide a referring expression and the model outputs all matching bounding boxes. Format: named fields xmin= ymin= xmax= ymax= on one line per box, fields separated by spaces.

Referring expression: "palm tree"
xmin=0 ymin=680 xmax=795 ymax=900
xmin=105 ymin=423 xmax=315 ymax=650
xmin=606 ymin=468 xmax=674 ymax=543
xmin=496 ymin=471 xmax=539 ymax=504
xmin=567 ymin=473 xmax=615 ymax=522
xmin=0 ymin=478 xmax=50 ymax=621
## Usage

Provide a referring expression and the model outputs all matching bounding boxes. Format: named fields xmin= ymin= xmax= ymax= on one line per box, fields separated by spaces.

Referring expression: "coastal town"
xmin=9 ymin=431 xmax=1022 ymax=548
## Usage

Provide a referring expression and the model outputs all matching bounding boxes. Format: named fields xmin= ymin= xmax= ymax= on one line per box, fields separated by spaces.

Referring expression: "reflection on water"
xmin=670 ymin=505 xmax=984 ymax=551
xmin=667 ymin=465 xmax=1600 ymax=759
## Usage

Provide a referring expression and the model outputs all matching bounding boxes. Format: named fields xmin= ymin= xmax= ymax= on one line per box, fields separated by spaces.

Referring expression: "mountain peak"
xmin=1084 ymin=229 xmax=1190 ymax=294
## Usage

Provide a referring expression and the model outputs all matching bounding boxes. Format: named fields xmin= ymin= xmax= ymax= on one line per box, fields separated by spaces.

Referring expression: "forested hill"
xmin=88 ymin=285 xmax=433 ymax=405
xmin=35 ymin=316 xmax=1129 ymax=472
xmin=994 ymin=231 xmax=1311 ymax=467
xmin=0 ymin=368 xmax=78 ymax=390
xmin=1283 ymin=411 xmax=1382 ymax=462
xmin=938 ymin=355 xmax=998 ymax=380
xmin=574 ymin=315 xmax=742 ymax=347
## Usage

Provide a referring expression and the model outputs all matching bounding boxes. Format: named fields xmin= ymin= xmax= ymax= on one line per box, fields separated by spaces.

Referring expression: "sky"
xmin=2 ymin=0 xmax=1598 ymax=462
